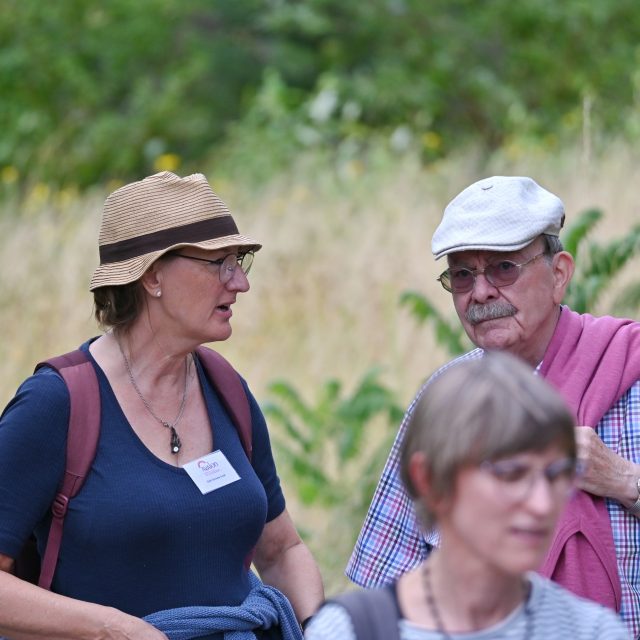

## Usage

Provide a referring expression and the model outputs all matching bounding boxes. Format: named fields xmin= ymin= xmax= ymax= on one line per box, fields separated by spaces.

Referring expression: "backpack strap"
xmin=195 ymin=346 xmax=252 ymax=462
xmin=330 ymin=585 xmax=401 ymax=640
xmin=33 ymin=350 xmax=101 ymax=590
xmin=30 ymin=346 xmax=252 ymax=588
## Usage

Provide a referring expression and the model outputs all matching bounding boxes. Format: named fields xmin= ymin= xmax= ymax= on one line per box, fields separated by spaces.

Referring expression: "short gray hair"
xmin=400 ymin=352 xmax=575 ymax=530
xmin=542 ymin=233 xmax=564 ymax=256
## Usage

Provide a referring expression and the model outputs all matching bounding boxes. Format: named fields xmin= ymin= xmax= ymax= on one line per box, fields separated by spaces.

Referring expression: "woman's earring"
xmin=156 ymin=290 xmax=162 ymax=297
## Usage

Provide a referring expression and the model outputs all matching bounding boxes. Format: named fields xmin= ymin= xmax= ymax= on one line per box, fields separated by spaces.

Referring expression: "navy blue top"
xmin=0 ymin=340 xmax=286 ymax=618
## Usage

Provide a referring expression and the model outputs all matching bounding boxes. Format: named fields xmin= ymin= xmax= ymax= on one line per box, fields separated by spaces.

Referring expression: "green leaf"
xmin=400 ymin=290 xmax=469 ymax=356
xmin=561 ymin=208 xmax=602 ymax=257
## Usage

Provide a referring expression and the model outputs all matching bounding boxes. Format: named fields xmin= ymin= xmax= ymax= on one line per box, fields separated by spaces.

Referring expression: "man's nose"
xmin=469 ymin=271 xmax=498 ymax=301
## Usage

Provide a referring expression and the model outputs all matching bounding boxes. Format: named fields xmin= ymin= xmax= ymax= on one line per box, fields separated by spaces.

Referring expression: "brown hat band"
xmin=99 ymin=217 xmax=239 ymax=264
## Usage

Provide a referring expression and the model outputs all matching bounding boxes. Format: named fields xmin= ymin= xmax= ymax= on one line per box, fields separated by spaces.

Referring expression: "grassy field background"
xmin=1 ymin=141 xmax=638 ymax=593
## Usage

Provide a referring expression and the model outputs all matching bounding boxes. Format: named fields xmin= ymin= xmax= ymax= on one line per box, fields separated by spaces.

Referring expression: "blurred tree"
xmin=2 ymin=0 xmax=640 ymax=189
xmin=0 ymin=0 xmax=268 ymax=188
xmin=256 ymin=0 xmax=640 ymax=155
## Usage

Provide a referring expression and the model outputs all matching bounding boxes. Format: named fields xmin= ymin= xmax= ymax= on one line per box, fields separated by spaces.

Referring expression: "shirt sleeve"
xmin=344 ymin=391 xmax=429 ymax=587
xmin=0 ymin=368 xmax=69 ymax=557
xmin=597 ymin=380 xmax=640 ymax=637
xmin=305 ymin=603 xmax=357 ymax=640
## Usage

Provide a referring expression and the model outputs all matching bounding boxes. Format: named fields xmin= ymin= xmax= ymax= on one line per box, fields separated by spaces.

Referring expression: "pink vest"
xmin=538 ymin=306 xmax=640 ymax=610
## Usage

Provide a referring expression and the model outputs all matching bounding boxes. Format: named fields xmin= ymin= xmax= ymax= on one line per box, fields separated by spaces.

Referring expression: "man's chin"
xmin=468 ymin=323 xmax=516 ymax=351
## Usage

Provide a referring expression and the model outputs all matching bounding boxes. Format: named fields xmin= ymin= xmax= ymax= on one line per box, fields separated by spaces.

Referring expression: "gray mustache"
xmin=466 ymin=302 xmax=517 ymax=325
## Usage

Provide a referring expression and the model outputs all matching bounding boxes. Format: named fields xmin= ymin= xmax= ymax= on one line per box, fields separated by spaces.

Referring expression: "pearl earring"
xmin=156 ymin=290 xmax=162 ymax=297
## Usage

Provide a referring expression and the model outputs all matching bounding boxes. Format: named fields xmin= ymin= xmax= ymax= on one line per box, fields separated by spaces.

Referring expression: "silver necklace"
xmin=422 ymin=562 xmax=533 ymax=639
xmin=118 ymin=340 xmax=190 ymax=455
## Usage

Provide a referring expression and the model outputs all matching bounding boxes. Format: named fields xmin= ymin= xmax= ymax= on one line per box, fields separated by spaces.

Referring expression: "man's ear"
xmin=551 ymin=251 xmax=575 ymax=305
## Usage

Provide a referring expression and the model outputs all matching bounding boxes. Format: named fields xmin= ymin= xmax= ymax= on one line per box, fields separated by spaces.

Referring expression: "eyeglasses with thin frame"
xmin=437 ymin=252 xmax=547 ymax=294
xmin=172 ymin=251 xmax=254 ymax=284
xmin=480 ymin=456 xmax=580 ymax=504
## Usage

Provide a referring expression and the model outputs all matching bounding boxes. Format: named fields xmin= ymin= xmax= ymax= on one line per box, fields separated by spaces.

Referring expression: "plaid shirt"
xmin=346 ymin=348 xmax=640 ymax=638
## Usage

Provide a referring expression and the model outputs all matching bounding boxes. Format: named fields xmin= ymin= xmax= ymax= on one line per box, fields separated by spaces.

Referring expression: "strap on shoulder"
xmin=330 ymin=586 xmax=401 ymax=640
xmin=195 ymin=346 xmax=252 ymax=462
xmin=34 ymin=349 xmax=101 ymax=590
xmin=30 ymin=346 xmax=252 ymax=587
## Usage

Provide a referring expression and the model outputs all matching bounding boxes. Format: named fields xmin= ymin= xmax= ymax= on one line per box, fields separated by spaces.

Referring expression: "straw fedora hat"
xmin=90 ymin=171 xmax=261 ymax=290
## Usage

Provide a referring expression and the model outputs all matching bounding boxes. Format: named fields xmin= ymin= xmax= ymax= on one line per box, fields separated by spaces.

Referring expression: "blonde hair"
xmin=400 ymin=351 xmax=576 ymax=530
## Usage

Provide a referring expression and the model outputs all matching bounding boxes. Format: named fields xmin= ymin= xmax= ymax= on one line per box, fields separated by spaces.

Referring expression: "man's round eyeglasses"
xmin=172 ymin=251 xmax=254 ymax=284
xmin=437 ymin=252 xmax=547 ymax=294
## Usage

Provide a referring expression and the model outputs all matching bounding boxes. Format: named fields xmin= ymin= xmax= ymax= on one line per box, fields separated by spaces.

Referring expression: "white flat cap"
xmin=431 ymin=176 xmax=565 ymax=259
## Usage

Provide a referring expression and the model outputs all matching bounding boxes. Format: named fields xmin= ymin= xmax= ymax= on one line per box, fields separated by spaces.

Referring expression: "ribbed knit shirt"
xmin=0 ymin=340 xmax=285 ymax=619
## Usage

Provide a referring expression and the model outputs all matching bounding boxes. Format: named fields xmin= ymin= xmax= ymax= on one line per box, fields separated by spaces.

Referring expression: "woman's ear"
xmin=140 ymin=262 xmax=163 ymax=298
xmin=408 ymin=451 xmax=432 ymax=502
xmin=408 ymin=451 xmax=451 ymax=519
xmin=551 ymin=251 xmax=575 ymax=305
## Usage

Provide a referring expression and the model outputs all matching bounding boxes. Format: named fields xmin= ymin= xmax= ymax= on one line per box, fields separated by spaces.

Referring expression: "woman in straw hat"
xmin=306 ymin=352 xmax=629 ymax=640
xmin=0 ymin=172 xmax=323 ymax=639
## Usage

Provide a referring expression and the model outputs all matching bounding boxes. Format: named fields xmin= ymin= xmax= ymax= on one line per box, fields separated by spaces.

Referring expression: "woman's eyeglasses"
xmin=480 ymin=456 xmax=580 ymax=504
xmin=172 ymin=251 xmax=254 ymax=284
xmin=437 ymin=252 xmax=546 ymax=294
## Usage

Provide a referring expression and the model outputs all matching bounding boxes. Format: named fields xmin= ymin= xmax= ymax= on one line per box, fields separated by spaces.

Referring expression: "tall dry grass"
xmin=1 ymin=141 xmax=639 ymax=592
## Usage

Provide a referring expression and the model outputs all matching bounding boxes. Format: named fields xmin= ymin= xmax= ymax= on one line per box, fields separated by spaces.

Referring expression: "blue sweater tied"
xmin=143 ymin=571 xmax=302 ymax=640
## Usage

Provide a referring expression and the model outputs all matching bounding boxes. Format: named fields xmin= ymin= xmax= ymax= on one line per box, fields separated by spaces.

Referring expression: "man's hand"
xmin=574 ymin=426 xmax=640 ymax=509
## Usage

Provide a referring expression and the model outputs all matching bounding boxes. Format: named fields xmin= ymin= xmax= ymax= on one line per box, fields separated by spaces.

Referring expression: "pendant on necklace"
xmin=170 ymin=426 xmax=182 ymax=454
xmin=162 ymin=421 xmax=182 ymax=455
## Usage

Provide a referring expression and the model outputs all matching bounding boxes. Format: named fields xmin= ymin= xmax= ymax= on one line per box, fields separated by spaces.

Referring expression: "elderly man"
xmin=346 ymin=176 xmax=640 ymax=635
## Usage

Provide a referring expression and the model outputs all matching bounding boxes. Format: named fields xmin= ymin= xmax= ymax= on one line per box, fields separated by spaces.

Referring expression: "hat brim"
xmin=90 ymin=233 xmax=261 ymax=290
xmin=433 ymin=237 xmax=545 ymax=260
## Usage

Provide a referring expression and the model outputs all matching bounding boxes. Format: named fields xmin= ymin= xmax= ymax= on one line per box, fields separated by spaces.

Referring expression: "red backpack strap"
xmin=195 ymin=346 xmax=252 ymax=462
xmin=33 ymin=350 xmax=101 ymax=590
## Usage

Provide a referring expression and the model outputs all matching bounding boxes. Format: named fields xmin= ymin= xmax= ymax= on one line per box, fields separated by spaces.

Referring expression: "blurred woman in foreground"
xmin=307 ymin=352 xmax=629 ymax=639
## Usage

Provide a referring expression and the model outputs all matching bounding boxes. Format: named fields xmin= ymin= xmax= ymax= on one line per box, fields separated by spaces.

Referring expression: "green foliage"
xmin=614 ymin=281 xmax=640 ymax=318
xmin=263 ymin=368 xmax=404 ymax=509
xmin=223 ymin=0 xmax=640 ymax=181
xmin=262 ymin=367 xmax=404 ymax=588
xmin=563 ymin=209 xmax=640 ymax=315
xmin=0 ymin=0 xmax=268 ymax=188
xmin=399 ymin=290 xmax=471 ymax=356
xmin=4 ymin=0 xmax=640 ymax=190
xmin=560 ymin=208 xmax=602 ymax=257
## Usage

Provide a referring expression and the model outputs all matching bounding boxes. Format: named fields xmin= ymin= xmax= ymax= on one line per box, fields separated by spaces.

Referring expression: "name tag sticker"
xmin=183 ymin=450 xmax=241 ymax=495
